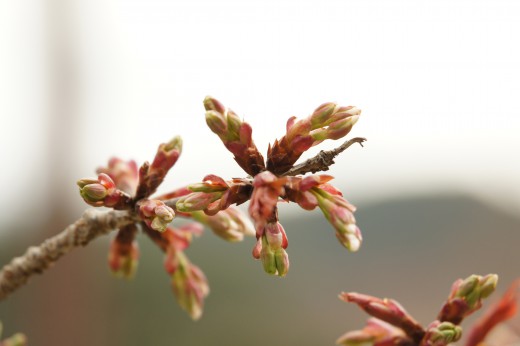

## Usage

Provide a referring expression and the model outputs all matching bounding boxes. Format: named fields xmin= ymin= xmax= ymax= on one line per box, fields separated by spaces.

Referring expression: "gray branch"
xmin=283 ymin=137 xmax=366 ymax=176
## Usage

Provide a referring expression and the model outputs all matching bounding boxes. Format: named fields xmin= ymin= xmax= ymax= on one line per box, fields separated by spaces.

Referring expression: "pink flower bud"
xmin=249 ymin=171 xmax=286 ymax=229
xmin=77 ymin=173 xmax=124 ymax=207
xmin=96 ymin=158 xmax=139 ymax=195
xmin=150 ymin=136 xmax=182 ymax=174
xmin=139 ymin=199 xmax=175 ymax=232
xmin=203 ymin=95 xmax=226 ymax=114
xmin=108 ymin=238 xmax=139 ymax=279
xmin=313 ymin=188 xmax=362 ymax=252
xmin=166 ymin=250 xmax=209 ymax=320
xmin=205 ymin=110 xmax=228 ymax=136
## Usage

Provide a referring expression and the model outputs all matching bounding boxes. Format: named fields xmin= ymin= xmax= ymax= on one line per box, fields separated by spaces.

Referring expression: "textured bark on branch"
xmin=0 ymin=209 xmax=138 ymax=301
xmin=0 ymin=137 xmax=365 ymax=301
xmin=283 ymin=137 xmax=366 ymax=176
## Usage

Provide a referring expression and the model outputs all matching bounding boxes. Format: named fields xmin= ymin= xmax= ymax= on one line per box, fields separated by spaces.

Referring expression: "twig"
xmin=0 ymin=209 xmax=138 ymax=301
xmin=282 ymin=137 xmax=366 ymax=176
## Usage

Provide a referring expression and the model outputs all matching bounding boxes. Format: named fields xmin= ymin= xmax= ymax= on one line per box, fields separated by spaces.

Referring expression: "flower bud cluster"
xmin=252 ymin=221 xmax=290 ymax=277
xmin=438 ymin=274 xmax=498 ymax=324
xmin=267 ymin=102 xmax=361 ymax=174
xmin=204 ymin=96 xmax=265 ymax=176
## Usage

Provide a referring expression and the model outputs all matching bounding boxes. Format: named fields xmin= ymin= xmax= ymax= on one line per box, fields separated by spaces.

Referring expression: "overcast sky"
xmin=1 ymin=0 xmax=519 ymax=227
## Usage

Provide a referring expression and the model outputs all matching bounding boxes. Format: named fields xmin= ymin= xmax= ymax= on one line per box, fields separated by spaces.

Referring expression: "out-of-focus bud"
xmin=465 ymin=279 xmax=520 ymax=346
xmin=421 ymin=321 xmax=462 ymax=346
xmin=313 ymin=188 xmax=362 ymax=252
xmin=77 ymin=173 xmax=130 ymax=208
xmin=176 ymin=192 xmax=223 ymax=212
xmin=248 ymin=171 xmax=286 ymax=229
xmin=192 ymin=207 xmax=255 ymax=242
xmin=438 ymin=274 xmax=498 ymax=325
xmin=165 ymin=250 xmax=209 ymax=320
xmin=139 ymin=199 xmax=175 ymax=232
xmin=336 ymin=318 xmax=410 ymax=346
xmin=254 ymin=221 xmax=290 ymax=276
xmin=1 ymin=334 xmax=27 ymax=346
xmin=97 ymin=158 xmax=139 ymax=195
xmin=340 ymin=293 xmax=425 ymax=341
xmin=0 ymin=323 xmax=27 ymax=346
xmin=108 ymin=236 xmax=139 ymax=279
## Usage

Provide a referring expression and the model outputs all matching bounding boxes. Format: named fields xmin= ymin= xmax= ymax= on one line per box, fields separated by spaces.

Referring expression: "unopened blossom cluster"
xmin=337 ymin=274 xmax=520 ymax=346
xmin=77 ymin=96 xmax=363 ymax=319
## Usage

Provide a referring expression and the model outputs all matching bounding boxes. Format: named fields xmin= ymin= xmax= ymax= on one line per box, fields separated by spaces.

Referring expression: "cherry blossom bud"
xmin=421 ymin=321 xmax=461 ymax=346
xmin=139 ymin=199 xmax=175 ymax=232
xmin=96 ymin=158 xmax=139 ymax=195
xmin=192 ymin=207 xmax=254 ymax=242
xmin=255 ymin=221 xmax=290 ymax=276
xmin=203 ymin=96 xmax=265 ymax=176
xmin=165 ymin=250 xmax=209 ymax=320
xmin=77 ymin=173 xmax=130 ymax=208
xmin=340 ymin=293 xmax=425 ymax=341
xmin=249 ymin=171 xmax=286 ymax=229
xmin=108 ymin=237 xmax=139 ymax=279
xmin=438 ymin=274 xmax=498 ymax=324
xmin=150 ymin=136 xmax=182 ymax=175
xmin=313 ymin=188 xmax=362 ymax=252
xmin=336 ymin=318 xmax=409 ymax=346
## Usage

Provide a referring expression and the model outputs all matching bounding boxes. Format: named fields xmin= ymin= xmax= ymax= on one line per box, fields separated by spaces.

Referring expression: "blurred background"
xmin=1 ymin=0 xmax=519 ymax=345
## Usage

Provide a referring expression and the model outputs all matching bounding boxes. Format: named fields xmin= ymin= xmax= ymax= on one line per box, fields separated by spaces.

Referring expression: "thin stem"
xmin=282 ymin=137 xmax=366 ymax=176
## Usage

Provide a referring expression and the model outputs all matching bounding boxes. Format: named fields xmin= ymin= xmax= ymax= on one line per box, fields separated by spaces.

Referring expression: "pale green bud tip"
xmin=77 ymin=178 xmax=98 ymax=188
xmin=480 ymin=274 xmax=498 ymax=298
xmin=79 ymin=183 xmax=108 ymax=201
xmin=205 ymin=110 xmax=227 ymax=135
xmin=164 ymin=136 xmax=183 ymax=152
xmin=456 ymin=275 xmax=480 ymax=297
xmin=336 ymin=330 xmax=374 ymax=346
xmin=429 ymin=322 xmax=462 ymax=344
xmin=203 ymin=96 xmax=225 ymax=113
xmin=2 ymin=333 xmax=28 ymax=346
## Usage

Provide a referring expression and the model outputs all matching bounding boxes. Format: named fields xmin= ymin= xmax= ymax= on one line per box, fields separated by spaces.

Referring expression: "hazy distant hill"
xmin=1 ymin=194 xmax=519 ymax=345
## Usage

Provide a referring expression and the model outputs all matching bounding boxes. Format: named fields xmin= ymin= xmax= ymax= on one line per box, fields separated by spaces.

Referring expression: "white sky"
xmin=1 ymin=0 xmax=519 ymax=227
